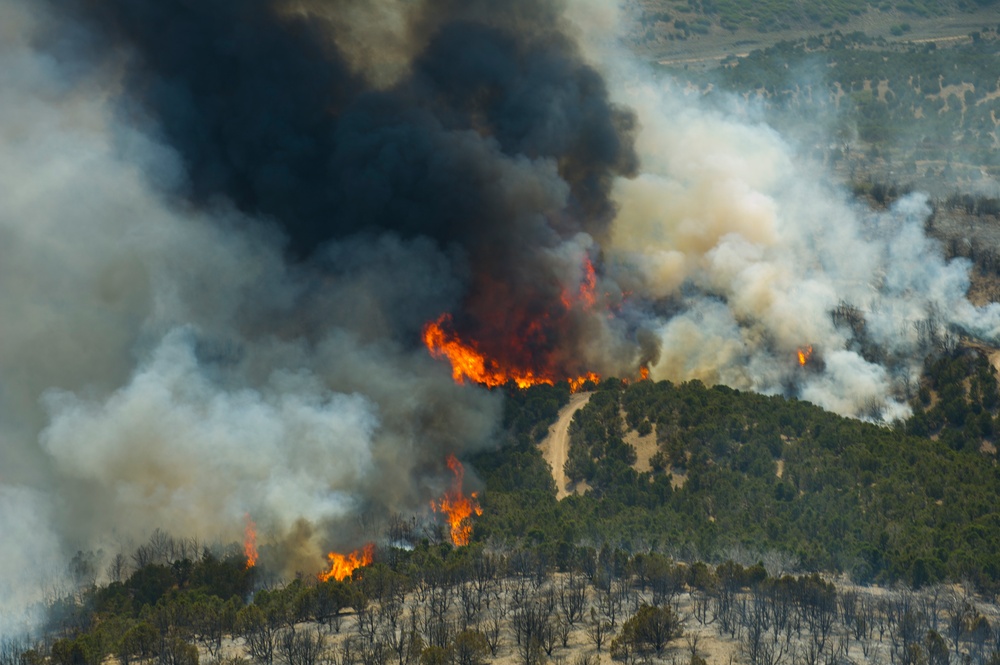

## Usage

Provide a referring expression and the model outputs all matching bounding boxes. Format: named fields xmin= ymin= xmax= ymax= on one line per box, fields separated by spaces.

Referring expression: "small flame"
xmin=244 ymin=513 xmax=258 ymax=569
xmin=797 ymin=345 xmax=814 ymax=366
xmin=621 ymin=367 xmax=650 ymax=386
xmin=319 ymin=543 xmax=374 ymax=582
xmin=431 ymin=454 xmax=482 ymax=546
xmin=560 ymin=255 xmax=599 ymax=311
xmin=568 ymin=373 xmax=601 ymax=393
xmin=579 ymin=256 xmax=598 ymax=309
xmin=423 ymin=314 xmax=599 ymax=391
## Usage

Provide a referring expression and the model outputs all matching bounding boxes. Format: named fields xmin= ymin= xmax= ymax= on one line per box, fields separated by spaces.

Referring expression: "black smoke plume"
xmin=0 ymin=0 xmax=641 ymax=633
xmin=62 ymin=0 xmax=642 ymax=376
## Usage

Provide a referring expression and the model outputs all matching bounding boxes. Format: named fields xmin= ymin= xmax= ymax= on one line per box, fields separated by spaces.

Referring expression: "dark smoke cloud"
xmin=69 ymin=0 xmax=636 ymax=250
xmin=0 ymin=0 xmax=643 ymax=635
xmin=60 ymin=0 xmax=641 ymax=378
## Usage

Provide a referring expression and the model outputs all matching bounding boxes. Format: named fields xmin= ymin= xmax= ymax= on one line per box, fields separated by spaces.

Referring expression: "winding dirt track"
xmin=539 ymin=392 xmax=592 ymax=500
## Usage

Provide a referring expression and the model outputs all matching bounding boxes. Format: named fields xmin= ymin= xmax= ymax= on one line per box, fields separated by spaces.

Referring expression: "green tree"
xmin=610 ymin=604 xmax=683 ymax=659
xmin=450 ymin=630 xmax=489 ymax=665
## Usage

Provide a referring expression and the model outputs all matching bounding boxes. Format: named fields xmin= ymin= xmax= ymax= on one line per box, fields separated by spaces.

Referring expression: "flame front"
xmin=319 ymin=543 xmax=374 ymax=582
xmin=568 ymin=373 xmax=601 ymax=393
xmin=797 ymin=345 xmax=814 ymax=366
xmin=423 ymin=254 xmax=604 ymax=392
xmin=244 ymin=513 xmax=258 ymax=569
xmin=431 ymin=454 xmax=482 ymax=546
xmin=423 ymin=314 xmax=599 ymax=391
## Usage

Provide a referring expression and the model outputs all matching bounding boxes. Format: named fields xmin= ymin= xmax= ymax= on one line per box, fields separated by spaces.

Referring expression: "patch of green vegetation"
xmin=477 ymin=354 xmax=1000 ymax=590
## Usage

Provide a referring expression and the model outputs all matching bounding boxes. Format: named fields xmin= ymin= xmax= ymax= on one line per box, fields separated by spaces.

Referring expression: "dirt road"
xmin=539 ymin=392 xmax=592 ymax=500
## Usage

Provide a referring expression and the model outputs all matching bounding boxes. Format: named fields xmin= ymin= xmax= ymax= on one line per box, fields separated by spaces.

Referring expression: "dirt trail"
xmin=539 ymin=392 xmax=592 ymax=500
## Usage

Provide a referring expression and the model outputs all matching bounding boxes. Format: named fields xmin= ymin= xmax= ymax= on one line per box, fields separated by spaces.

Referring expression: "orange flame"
xmin=621 ymin=367 xmax=650 ymax=386
xmin=319 ymin=543 xmax=374 ymax=582
xmin=561 ymin=255 xmax=599 ymax=311
xmin=568 ymin=373 xmax=601 ymax=393
xmin=579 ymin=256 xmax=598 ymax=309
xmin=244 ymin=514 xmax=258 ymax=569
xmin=431 ymin=454 xmax=482 ymax=546
xmin=797 ymin=345 xmax=814 ymax=366
xmin=423 ymin=314 xmax=599 ymax=391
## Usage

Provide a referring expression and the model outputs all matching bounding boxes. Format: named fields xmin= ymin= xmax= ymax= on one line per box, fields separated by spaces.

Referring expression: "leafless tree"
xmin=740 ymin=590 xmax=786 ymax=665
xmin=237 ymin=605 xmax=278 ymax=665
xmin=595 ymin=576 xmax=624 ymax=628
xmin=332 ymin=636 xmax=360 ymax=665
xmin=482 ymin=605 xmax=504 ymax=656
xmin=106 ymin=551 xmax=129 ymax=584
xmin=354 ymin=597 xmax=378 ymax=646
xmin=540 ymin=616 xmax=558 ymax=657
xmin=358 ymin=639 xmax=388 ymax=665
xmin=458 ymin=581 xmax=481 ymax=630
xmin=558 ymin=572 xmax=587 ymax=625
xmin=945 ymin=593 xmax=974 ymax=658
xmin=148 ymin=529 xmax=176 ymax=564
xmin=585 ymin=607 xmax=611 ymax=652
xmin=512 ymin=599 xmax=551 ymax=665
xmin=839 ymin=588 xmax=858 ymax=628
xmin=277 ymin=627 xmax=325 ymax=665
xmin=692 ymin=592 xmax=714 ymax=626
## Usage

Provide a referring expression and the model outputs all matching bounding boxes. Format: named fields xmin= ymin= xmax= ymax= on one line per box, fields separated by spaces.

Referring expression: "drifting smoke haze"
xmin=600 ymin=60 xmax=1000 ymax=420
xmin=2 ymin=0 xmax=1000 ymax=636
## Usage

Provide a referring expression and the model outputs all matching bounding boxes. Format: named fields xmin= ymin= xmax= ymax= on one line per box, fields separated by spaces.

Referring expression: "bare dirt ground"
xmin=539 ymin=392 xmax=593 ymax=500
xmin=623 ymin=421 xmax=658 ymax=473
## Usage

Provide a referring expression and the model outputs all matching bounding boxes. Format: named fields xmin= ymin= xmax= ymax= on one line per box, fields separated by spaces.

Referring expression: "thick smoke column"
xmin=0 ymin=0 xmax=639 ymax=634
xmin=63 ymin=0 xmax=642 ymax=378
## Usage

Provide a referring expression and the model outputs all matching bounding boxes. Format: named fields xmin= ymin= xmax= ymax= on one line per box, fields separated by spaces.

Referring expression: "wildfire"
xmin=431 ymin=454 xmax=482 ymax=546
xmin=560 ymin=255 xmax=599 ymax=310
xmin=621 ymin=366 xmax=650 ymax=386
xmin=578 ymin=255 xmax=598 ymax=309
xmin=319 ymin=543 xmax=374 ymax=582
xmin=244 ymin=513 xmax=258 ymax=569
xmin=423 ymin=314 xmax=599 ymax=392
xmin=797 ymin=345 xmax=814 ymax=366
xmin=568 ymin=373 xmax=601 ymax=393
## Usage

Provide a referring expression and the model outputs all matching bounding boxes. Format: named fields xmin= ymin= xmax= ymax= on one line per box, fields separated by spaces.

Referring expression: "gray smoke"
xmin=0 ymin=0 xmax=501 ymax=634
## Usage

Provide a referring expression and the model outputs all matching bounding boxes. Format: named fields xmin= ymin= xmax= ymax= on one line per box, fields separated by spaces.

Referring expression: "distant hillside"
xmin=628 ymin=0 xmax=999 ymax=40
xmin=655 ymin=26 xmax=1000 ymax=196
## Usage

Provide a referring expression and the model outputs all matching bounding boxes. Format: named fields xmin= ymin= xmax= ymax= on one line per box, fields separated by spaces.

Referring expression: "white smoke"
xmin=0 ymin=487 xmax=63 ymax=638
xmin=568 ymin=0 xmax=1000 ymax=419
xmin=40 ymin=329 xmax=379 ymax=537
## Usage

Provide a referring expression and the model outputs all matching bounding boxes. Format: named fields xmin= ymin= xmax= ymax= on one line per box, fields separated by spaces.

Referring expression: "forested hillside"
xmin=475 ymin=349 xmax=1000 ymax=591
xmin=659 ymin=27 xmax=1000 ymax=195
